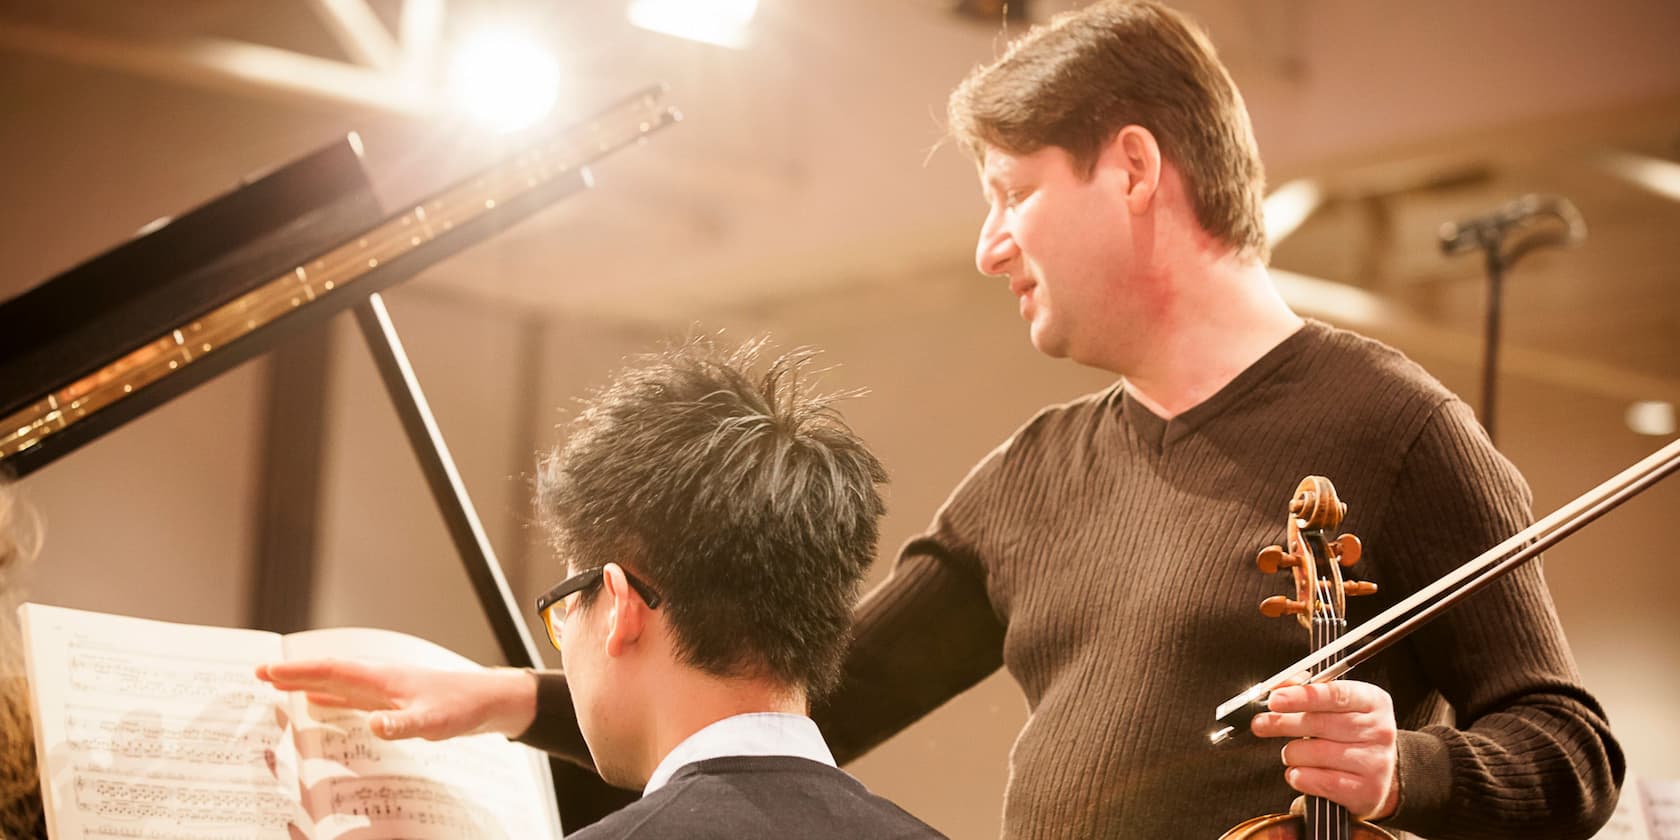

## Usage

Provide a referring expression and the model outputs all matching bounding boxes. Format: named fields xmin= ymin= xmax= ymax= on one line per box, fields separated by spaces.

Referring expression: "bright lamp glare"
xmin=628 ymin=0 xmax=758 ymax=49
xmin=1263 ymin=179 xmax=1323 ymax=246
xmin=1597 ymin=150 xmax=1680 ymax=203
xmin=1627 ymin=401 xmax=1677 ymax=437
xmin=446 ymin=29 xmax=561 ymax=132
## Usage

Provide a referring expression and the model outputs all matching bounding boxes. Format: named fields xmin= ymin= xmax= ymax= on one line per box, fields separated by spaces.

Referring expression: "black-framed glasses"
xmin=534 ymin=566 xmax=663 ymax=651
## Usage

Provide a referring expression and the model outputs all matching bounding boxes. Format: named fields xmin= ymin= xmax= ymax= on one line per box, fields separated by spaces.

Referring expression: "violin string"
xmin=1327 ymin=575 xmax=1349 ymax=840
xmin=1307 ymin=573 xmax=1319 ymax=840
xmin=1332 ymin=573 xmax=1355 ymax=840
xmin=1316 ymin=564 xmax=1350 ymax=840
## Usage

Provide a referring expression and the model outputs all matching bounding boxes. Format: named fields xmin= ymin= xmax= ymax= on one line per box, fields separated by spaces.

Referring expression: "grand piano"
xmin=0 ymin=86 xmax=678 ymax=832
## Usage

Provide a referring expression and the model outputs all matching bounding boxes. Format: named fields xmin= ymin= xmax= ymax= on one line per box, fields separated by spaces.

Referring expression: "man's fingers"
xmin=293 ymin=684 xmax=399 ymax=711
xmin=1256 ymin=679 xmax=1400 ymax=820
xmin=259 ymin=659 xmax=380 ymax=689
xmin=1251 ymin=710 xmax=1394 ymax=744
xmin=1280 ymin=737 xmax=1391 ymax=778
xmin=369 ymin=711 xmax=407 ymax=739
xmin=1268 ymin=680 xmax=1389 ymax=714
xmin=302 ymin=691 xmax=356 ymax=709
xmin=1281 ymin=765 xmax=1388 ymax=819
xmin=259 ymin=660 xmax=403 ymax=709
xmin=371 ymin=707 xmax=456 ymax=741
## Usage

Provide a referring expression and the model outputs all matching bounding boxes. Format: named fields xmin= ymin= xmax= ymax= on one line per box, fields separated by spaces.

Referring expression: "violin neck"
xmin=1307 ymin=609 xmax=1354 ymax=839
xmin=1305 ymin=796 xmax=1353 ymax=839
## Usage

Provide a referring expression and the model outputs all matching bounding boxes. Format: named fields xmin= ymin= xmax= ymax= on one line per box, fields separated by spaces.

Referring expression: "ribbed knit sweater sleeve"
xmin=814 ymin=444 xmax=1009 ymax=764
xmin=517 ymin=670 xmax=594 ymax=769
xmin=1373 ymin=398 xmax=1623 ymax=839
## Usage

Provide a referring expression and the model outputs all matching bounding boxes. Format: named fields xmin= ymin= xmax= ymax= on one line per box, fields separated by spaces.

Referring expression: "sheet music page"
xmin=1593 ymin=769 xmax=1654 ymax=840
xmin=1644 ymin=776 xmax=1680 ymax=840
xmin=20 ymin=602 xmax=303 ymax=840
xmin=281 ymin=628 xmax=562 ymax=840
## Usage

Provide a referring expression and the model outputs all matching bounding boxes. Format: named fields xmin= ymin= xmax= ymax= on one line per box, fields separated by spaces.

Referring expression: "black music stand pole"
xmin=351 ymin=291 xmax=640 ymax=832
xmin=353 ymin=292 xmax=542 ymax=666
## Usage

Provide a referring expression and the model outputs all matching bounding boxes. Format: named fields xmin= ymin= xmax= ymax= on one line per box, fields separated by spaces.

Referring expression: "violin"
xmin=1219 ymin=476 xmax=1394 ymax=840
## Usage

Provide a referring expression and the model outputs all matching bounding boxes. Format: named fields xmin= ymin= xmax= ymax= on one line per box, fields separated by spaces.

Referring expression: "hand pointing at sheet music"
xmin=1250 ymin=678 xmax=1402 ymax=821
xmin=255 ymin=659 xmax=538 ymax=741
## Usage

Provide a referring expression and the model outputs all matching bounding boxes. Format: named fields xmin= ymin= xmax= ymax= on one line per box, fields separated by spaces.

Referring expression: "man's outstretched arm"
xmin=815 ymin=544 xmax=1006 ymax=764
xmin=255 ymin=660 xmax=539 ymax=741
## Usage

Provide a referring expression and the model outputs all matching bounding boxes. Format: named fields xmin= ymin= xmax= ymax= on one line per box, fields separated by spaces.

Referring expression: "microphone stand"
xmin=1438 ymin=194 xmax=1586 ymax=444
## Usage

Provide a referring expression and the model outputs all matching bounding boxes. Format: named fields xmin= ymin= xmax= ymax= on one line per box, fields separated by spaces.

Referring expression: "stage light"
xmin=1596 ymin=150 xmax=1680 ymax=204
xmin=444 ymin=27 xmax=561 ymax=132
xmin=1627 ymin=401 xmax=1676 ymax=437
xmin=1263 ymin=179 xmax=1324 ymax=246
xmin=628 ymin=0 xmax=758 ymax=49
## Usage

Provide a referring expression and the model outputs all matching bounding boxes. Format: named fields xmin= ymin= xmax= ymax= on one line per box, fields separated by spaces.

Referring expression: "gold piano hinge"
xmin=0 ymin=86 xmax=678 ymax=465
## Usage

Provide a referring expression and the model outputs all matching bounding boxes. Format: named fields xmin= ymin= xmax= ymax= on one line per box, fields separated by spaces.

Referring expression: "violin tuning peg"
xmin=1255 ymin=545 xmax=1298 ymax=574
xmin=1333 ymin=534 xmax=1362 ymax=567
xmin=1343 ymin=581 xmax=1378 ymax=598
xmin=1259 ymin=596 xmax=1307 ymax=618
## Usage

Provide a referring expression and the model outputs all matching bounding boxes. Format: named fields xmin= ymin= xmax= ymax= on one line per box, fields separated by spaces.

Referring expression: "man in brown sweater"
xmin=793 ymin=3 xmax=1617 ymax=836
xmin=256 ymin=2 xmax=1623 ymax=837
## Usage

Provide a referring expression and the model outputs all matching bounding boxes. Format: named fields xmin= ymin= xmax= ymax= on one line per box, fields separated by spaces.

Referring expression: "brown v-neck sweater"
xmin=524 ymin=321 xmax=1622 ymax=839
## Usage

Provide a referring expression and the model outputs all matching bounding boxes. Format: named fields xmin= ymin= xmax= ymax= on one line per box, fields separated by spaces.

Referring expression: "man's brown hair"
xmin=948 ymin=0 xmax=1269 ymax=260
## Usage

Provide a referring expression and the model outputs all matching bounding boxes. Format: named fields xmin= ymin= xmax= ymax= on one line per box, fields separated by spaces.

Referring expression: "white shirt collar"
xmin=642 ymin=712 xmax=837 ymax=796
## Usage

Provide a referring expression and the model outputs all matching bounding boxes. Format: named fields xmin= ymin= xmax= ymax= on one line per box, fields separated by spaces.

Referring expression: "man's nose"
xmin=975 ymin=211 xmax=1018 ymax=277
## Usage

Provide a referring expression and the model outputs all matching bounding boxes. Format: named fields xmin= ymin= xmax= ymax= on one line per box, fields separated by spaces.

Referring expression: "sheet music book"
xmin=20 ymin=602 xmax=564 ymax=840
xmin=1592 ymin=771 xmax=1680 ymax=840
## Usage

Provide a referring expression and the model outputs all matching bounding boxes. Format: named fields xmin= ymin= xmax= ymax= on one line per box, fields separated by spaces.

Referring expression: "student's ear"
xmin=1100 ymin=124 xmax=1161 ymax=215
xmin=600 ymin=563 xmax=646 ymax=658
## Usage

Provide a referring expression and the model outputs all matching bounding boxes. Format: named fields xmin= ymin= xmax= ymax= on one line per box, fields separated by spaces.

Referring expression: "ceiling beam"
xmin=400 ymin=0 xmax=447 ymax=81
xmin=1594 ymin=149 xmax=1680 ymax=204
xmin=1263 ymin=178 xmax=1326 ymax=246
xmin=1271 ymin=269 xmax=1680 ymax=405
xmin=0 ymin=20 xmax=432 ymax=116
xmin=306 ymin=0 xmax=401 ymax=71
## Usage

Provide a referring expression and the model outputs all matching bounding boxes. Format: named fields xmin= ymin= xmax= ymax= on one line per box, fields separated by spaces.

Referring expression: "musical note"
xmin=311 ymin=776 xmax=499 ymax=837
xmin=24 ymin=605 xmax=303 ymax=839
xmin=26 ymin=603 xmax=564 ymax=839
xmin=1646 ymin=777 xmax=1680 ymax=840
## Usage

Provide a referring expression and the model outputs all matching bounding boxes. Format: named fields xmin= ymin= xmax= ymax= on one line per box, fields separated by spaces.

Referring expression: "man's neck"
xmin=635 ymin=671 xmax=808 ymax=786
xmin=1114 ymin=257 xmax=1302 ymax=420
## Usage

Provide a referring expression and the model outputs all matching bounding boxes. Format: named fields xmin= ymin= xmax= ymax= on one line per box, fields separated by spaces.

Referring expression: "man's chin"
xmin=1028 ymin=324 xmax=1070 ymax=359
xmin=594 ymin=760 xmax=645 ymax=791
xmin=582 ymin=740 xmax=644 ymax=790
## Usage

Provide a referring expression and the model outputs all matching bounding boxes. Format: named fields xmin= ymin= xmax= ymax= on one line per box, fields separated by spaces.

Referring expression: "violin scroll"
xmin=1253 ymin=477 xmax=1378 ymax=628
xmin=1287 ymin=476 xmax=1345 ymax=530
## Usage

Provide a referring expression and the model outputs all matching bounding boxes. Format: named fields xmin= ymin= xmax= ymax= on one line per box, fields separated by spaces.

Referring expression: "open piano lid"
xmin=0 ymin=87 xmax=678 ymax=479
xmin=0 ymin=134 xmax=382 ymax=476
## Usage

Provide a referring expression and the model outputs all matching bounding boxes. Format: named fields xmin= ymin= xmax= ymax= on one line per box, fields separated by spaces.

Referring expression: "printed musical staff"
xmin=25 ymin=603 xmax=563 ymax=839
xmin=25 ymin=605 xmax=302 ymax=839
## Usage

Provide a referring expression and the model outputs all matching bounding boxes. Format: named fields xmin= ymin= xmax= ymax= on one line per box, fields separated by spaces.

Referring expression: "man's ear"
xmin=600 ymin=563 xmax=647 ymax=658
xmin=1100 ymin=124 xmax=1161 ymax=215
